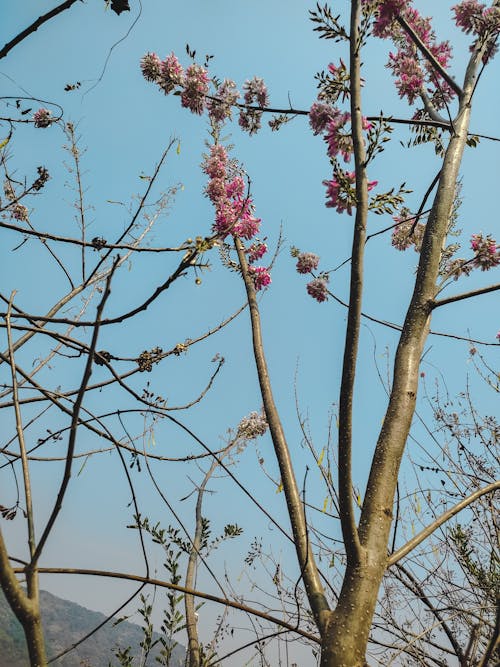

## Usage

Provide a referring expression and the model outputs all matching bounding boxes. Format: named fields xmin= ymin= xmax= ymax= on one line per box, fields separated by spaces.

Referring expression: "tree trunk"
xmin=24 ymin=609 xmax=47 ymax=667
xmin=318 ymin=22 xmax=482 ymax=664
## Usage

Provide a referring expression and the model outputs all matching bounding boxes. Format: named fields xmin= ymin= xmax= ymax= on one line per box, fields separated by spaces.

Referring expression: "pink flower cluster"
xmin=248 ymin=265 xmax=272 ymax=290
xmin=202 ymin=144 xmax=270 ymax=290
xmin=470 ymin=233 xmax=499 ymax=270
xmin=246 ymin=242 xmax=268 ymax=263
xmin=142 ymin=52 xmax=211 ymax=113
xmin=237 ymin=411 xmax=268 ymax=439
xmin=365 ymin=1 xmax=456 ymax=109
xmin=453 ymin=1 xmax=500 ymax=62
xmin=141 ymin=52 xmax=185 ymax=93
xmin=391 ymin=209 xmax=426 ymax=252
xmin=207 ymin=79 xmax=240 ymax=123
xmin=181 ymin=64 xmax=210 ymax=115
xmin=306 ymin=277 xmax=329 ymax=303
xmin=309 ymin=101 xmax=337 ymax=135
xmin=309 ymin=99 xmax=372 ymax=162
xmin=309 ymin=74 xmax=375 ymax=214
xmin=141 ymin=52 xmax=271 ymax=135
xmin=296 ymin=252 xmax=320 ymax=274
xmin=364 ymin=0 xmax=406 ymax=39
xmin=141 ymin=53 xmax=213 ymax=115
xmin=10 ymin=203 xmax=29 ymax=221
xmin=323 ymin=171 xmax=377 ymax=215
xmin=292 ymin=249 xmax=328 ymax=303
xmin=33 ymin=108 xmax=53 ymax=128
xmin=238 ymin=77 xmax=269 ymax=135
xmin=444 ymin=257 xmax=473 ymax=280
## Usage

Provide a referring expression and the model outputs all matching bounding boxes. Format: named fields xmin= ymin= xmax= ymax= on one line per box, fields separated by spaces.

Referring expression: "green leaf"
xmin=317 ymin=447 xmax=325 ymax=466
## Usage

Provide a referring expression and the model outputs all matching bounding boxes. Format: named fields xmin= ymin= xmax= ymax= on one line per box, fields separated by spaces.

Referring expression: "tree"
xmin=0 ymin=1 xmax=499 ymax=666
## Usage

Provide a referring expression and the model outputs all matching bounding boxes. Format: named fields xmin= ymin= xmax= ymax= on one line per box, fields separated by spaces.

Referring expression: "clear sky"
xmin=1 ymin=1 xmax=499 ymax=663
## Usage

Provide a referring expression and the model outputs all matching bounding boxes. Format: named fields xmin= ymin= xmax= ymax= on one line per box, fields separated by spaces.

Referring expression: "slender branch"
xmin=395 ymin=15 xmax=463 ymax=98
xmin=0 ymin=218 xmax=191 ymax=253
xmin=234 ymin=237 xmax=330 ymax=634
xmin=336 ymin=0 xmax=367 ymax=563
xmin=30 ymin=261 xmax=116 ymax=567
xmin=3 ymin=247 xmax=201 ymax=329
xmin=392 ymin=563 xmax=466 ymax=663
xmin=217 ymin=93 xmax=500 ymax=141
xmin=5 ymin=294 xmax=35 ymax=559
xmin=185 ymin=458 xmax=218 ymax=667
xmin=47 ymin=584 xmax=147 ymax=665
xmin=432 ymin=282 xmax=500 ymax=309
xmin=65 ymin=123 xmax=87 ymax=282
xmin=476 ymin=603 xmax=500 ymax=667
xmin=387 ymin=480 xmax=500 ymax=566
xmin=85 ymin=141 xmax=177 ymax=285
xmin=0 ymin=0 xmax=80 ymax=60
xmin=13 ymin=566 xmax=321 ymax=644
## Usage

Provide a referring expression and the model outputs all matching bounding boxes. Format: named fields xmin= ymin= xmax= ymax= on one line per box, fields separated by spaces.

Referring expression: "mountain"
xmin=0 ymin=588 xmax=185 ymax=666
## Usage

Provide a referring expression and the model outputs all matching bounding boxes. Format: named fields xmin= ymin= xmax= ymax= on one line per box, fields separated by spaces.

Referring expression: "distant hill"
xmin=0 ymin=588 xmax=185 ymax=666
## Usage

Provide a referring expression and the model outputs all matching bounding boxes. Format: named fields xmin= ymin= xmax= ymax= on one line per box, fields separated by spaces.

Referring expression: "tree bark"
xmin=319 ymin=6 xmax=485 ymax=663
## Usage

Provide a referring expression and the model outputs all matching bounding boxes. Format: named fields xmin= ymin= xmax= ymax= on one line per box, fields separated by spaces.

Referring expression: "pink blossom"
xmin=454 ymin=3 xmax=500 ymax=63
xmin=496 ymin=331 xmax=500 ymax=341
xmin=207 ymin=79 xmax=239 ymax=123
xmin=248 ymin=266 xmax=271 ymax=291
xmin=444 ymin=258 xmax=473 ymax=280
xmin=246 ymin=242 xmax=268 ymax=263
xmin=309 ymin=101 xmax=338 ymax=135
xmin=453 ymin=1 xmax=487 ymax=34
xmin=370 ymin=0 xmax=407 ymax=39
xmin=159 ymin=53 xmax=185 ymax=94
xmin=243 ymin=76 xmax=268 ymax=107
xmin=205 ymin=177 xmax=226 ymax=204
xmin=391 ymin=209 xmax=426 ymax=252
xmin=10 ymin=203 xmax=29 ymax=221
xmin=237 ymin=411 xmax=268 ymax=439
xmin=362 ymin=117 xmax=373 ymax=131
xmin=306 ymin=277 xmax=329 ymax=303
xmin=470 ymin=233 xmax=499 ymax=270
xmin=324 ymin=177 xmax=351 ymax=214
xmin=239 ymin=109 xmax=263 ymax=135
xmin=323 ymin=172 xmax=377 ymax=215
xmin=325 ymin=113 xmax=353 ymax=162
xmin=33 ymin=108 xmax=53 ymax=128
xmin=202 ymin=145 xmax=228 ymax=180
xmin=140 ymin=52 xmax=162 ymax=82
xmin=181 ymin=64 xmax=209 ymax=114
xmin=225 ymin=176 xmax=245 ymax=199
xmin=212 ymin=196 xmax=260 ymax=240
xmin=370 ymin=2 xmax=458 ymax=108
xmin=296 ymin=252 xmax=320 ymax=274
xmin=388 ymin=51 xmax=424 ymax=105
xmin=234 ymin=210 xmax=261 ymax=239
xmin=238 ymin=77 xmax=269 ymax=135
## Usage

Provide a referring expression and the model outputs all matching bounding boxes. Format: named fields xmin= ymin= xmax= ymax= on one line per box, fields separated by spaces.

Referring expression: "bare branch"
xmin=433 ymin=283 xmax=500 ymax=309
xmin=387 ymin=480 xmax=500 ymax=566
xmin=0 ymin=1 xmax=80 ymax=60
xmin=15 ymin=566 xmax=321 ymax=644
xmin=234 ymin=236 xmax=331 ymax=634
xmin=30 ymin=261 xmax=116 ymax=567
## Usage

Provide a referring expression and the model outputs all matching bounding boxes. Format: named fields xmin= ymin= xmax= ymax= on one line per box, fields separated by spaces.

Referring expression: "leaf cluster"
xmin=309 ymin=3 xmax=349 ymax=42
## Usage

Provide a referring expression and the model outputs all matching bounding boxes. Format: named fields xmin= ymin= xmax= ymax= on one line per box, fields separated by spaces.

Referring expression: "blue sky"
xmin=1 ymin=1 xmax=499 ymax=662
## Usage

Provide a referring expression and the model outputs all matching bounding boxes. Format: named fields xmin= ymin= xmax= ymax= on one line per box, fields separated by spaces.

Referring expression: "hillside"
xmin=0 ymin=588 xmax=185 ymax=666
